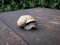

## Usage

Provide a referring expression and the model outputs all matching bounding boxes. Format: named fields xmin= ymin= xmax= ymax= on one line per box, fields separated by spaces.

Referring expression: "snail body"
xmin=17 ymin=15 xmax=37 ymax=30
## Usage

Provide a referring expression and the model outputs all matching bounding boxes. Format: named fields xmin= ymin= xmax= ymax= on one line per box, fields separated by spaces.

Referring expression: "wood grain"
xmin=0 ymin=8 xmax=60 ymax=45
xmin=0 ymin=21 xmax=28 ymax=45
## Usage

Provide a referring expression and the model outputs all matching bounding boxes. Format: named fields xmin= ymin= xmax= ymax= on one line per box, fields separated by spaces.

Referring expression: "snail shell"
xmin=17 ymin=15 xmax=36 ymax=27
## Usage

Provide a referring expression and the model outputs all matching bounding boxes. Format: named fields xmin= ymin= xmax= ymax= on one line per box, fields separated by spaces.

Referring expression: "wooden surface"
xmin=0 ymin=8 xmax=60 ymax=45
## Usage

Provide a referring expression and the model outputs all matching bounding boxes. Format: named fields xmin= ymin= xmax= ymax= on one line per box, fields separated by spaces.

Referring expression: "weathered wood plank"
xmin=0 ymin=8 xmax=60 ymax=45
xmin=0 ymin=21 xmax=28 ymax=45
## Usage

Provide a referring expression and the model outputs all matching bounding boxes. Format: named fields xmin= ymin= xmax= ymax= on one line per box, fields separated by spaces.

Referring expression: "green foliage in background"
xmin=0 ymin=0 xmax=60 ymax=12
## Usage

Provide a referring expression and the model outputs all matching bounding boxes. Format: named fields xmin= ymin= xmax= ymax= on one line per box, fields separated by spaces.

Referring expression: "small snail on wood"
xmin=17 ymin=15 xmax=37 ymax=30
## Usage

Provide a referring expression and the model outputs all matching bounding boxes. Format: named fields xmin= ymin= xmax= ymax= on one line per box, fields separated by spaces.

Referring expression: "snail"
xmin=17 ymin=15 xmax=37 ymax=30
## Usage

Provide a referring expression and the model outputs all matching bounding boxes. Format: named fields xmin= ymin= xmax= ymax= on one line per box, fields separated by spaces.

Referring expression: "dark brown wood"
xmin=0 ymin=8 xmax=60 ymax=45
xmin=0 ymin=21 xmax=28 ymax=45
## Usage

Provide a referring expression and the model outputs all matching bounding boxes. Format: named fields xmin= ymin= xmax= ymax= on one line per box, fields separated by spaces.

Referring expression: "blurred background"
xmin=0 ymin=0 xmax=60 ymax=12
